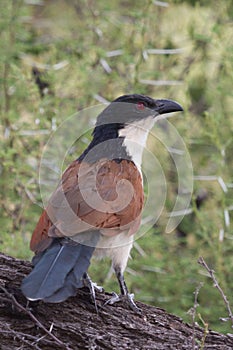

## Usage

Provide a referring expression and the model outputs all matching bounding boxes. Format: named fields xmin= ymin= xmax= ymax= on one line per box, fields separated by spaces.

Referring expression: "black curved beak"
xmin=155 ymin=99 xmax=183 ymax=115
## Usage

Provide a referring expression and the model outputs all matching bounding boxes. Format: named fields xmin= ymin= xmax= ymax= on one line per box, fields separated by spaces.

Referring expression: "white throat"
xmin=119 ymin=116 xmax=155 ymax=169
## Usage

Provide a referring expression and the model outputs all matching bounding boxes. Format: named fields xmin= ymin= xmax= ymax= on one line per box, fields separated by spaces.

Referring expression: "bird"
xmin=21 ymin=94 xmax=183 ymax=312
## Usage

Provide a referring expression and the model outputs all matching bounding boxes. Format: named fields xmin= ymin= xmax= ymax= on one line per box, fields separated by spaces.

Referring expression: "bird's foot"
xmin=83 ymin=273 xmax=104 ymax=312
xmin=104 ymin=291 xmax=141 ymax=314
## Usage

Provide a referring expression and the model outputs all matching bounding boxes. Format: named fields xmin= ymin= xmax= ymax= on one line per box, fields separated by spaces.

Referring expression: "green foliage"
xmin=0 ymin=0 xmax=232 ymax=334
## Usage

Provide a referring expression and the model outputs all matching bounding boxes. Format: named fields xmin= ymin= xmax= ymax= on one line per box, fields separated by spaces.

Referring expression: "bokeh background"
xmin=0 ymin=0 xmax=233 ymax=334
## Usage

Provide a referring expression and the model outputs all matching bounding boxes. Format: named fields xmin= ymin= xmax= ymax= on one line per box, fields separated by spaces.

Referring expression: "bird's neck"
xmin=79 ymin=117 xmax=155 ymax=168
xmin=79 ymin=123 xmax=130 ymax=163
xmin=118 ymin=116 xmax=155 ymax=168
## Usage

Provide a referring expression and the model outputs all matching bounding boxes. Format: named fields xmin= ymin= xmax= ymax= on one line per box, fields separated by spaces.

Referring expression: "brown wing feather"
xmin=30 ymin=210 xmax=53 ymax=252
xmin=30 ymin=159 xmax=143 ymax=253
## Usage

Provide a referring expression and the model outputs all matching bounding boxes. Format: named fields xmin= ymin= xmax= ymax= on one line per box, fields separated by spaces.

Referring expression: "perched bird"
xmin=21 ymin=94 xmax=183 ymax=312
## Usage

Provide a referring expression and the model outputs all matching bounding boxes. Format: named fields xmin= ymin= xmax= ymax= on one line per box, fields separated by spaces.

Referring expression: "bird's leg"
xmin=104 ymin=266 xmax=141 ymax=314
xmin=82 ymin=272 xmax=104 ymax=312
xmin=116 ymin=269 xmax=141 ymax=314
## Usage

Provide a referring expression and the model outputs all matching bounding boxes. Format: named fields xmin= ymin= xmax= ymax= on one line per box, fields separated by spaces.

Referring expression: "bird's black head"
xmin=96 ymin=94 xmax=183 ymax=126
xmin=94 ymin=93 xmax=183 ymax=136
xmin=79 ymin=94 xmax=183 ymax=163
xmin=112 ymin=94 xmax=183 ymax=116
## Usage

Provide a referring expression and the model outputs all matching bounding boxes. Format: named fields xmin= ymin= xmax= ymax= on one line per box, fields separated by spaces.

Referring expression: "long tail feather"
xmin=21 ymin=233 xmax=99 ymax=302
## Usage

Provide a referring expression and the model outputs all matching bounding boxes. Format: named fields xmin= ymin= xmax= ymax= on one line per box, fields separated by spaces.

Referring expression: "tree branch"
xmin=1 ymin=253 xmax=233 ymax=350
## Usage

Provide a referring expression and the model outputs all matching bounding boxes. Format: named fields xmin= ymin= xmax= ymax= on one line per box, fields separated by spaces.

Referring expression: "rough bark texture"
xmin=0 ymin=253 xmax=232 ymax=350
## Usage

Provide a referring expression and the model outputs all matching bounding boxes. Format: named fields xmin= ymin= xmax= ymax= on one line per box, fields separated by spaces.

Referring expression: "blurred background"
xmin=0 ymin=0 xmax=233 ymax=334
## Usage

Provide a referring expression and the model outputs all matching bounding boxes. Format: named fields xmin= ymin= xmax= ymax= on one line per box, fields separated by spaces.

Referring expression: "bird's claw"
xmin=83 ymin=273 xmax=104 ymax=312
xmin=104 ymin=291 xmax=120 ymax=305
xmin=92 ymin=282 xmax=104 ymax=293
xmin=104 ymin=292 xmax=141 ymax=314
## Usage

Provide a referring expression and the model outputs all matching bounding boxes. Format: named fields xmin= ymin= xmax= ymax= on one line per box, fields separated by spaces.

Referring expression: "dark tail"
xmin=21 ymin=232 xmax=99 ymax=303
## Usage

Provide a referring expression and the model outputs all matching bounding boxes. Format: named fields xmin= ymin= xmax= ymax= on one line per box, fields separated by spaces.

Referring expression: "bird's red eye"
xmin=136 ymin=102 xmax=145 ymax=111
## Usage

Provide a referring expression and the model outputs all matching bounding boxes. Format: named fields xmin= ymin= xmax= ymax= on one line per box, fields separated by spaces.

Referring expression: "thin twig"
xmin=1 ymin=326 xmax=42 ymax=350
xmin=0 ymin=286 xmax=72 ymax=349
xmin=188 ymin=282 xmax=203 ymax=350
xmin=2 ymin=322 xmax=60 ymax=348
xmin=0 ymin=327 xmax=57 ymax=346
xmin=198 ymin=257 xmax=233 ymax=328
xmin=197 ymin=313 xmax=209 ymax=350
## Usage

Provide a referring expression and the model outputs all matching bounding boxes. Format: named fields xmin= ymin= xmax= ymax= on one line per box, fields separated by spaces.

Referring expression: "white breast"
xmin=93 ymin=231 xmax=134 ymax=272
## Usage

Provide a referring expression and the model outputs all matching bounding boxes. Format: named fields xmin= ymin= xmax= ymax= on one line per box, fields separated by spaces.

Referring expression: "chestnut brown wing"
xmin=30 ymin=159 xmax=143 ymax=253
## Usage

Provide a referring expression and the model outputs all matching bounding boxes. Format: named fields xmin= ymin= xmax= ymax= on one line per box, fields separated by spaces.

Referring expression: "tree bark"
xmin=0 ymin=253 xmax=232 ymax=350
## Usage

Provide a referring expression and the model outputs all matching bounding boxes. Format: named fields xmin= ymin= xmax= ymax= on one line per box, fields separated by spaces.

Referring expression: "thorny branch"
xmin=0 ymin=286 xmax=72 ymax=350
xmin=198 ymin=256 xmax=233 ymax=328
xmin=1 ymin=324 xmax=60 ymax=350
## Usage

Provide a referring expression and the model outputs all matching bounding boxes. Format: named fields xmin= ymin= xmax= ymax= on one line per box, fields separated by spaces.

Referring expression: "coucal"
xmin=21 ymin=94 xmax=183 ymax=312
